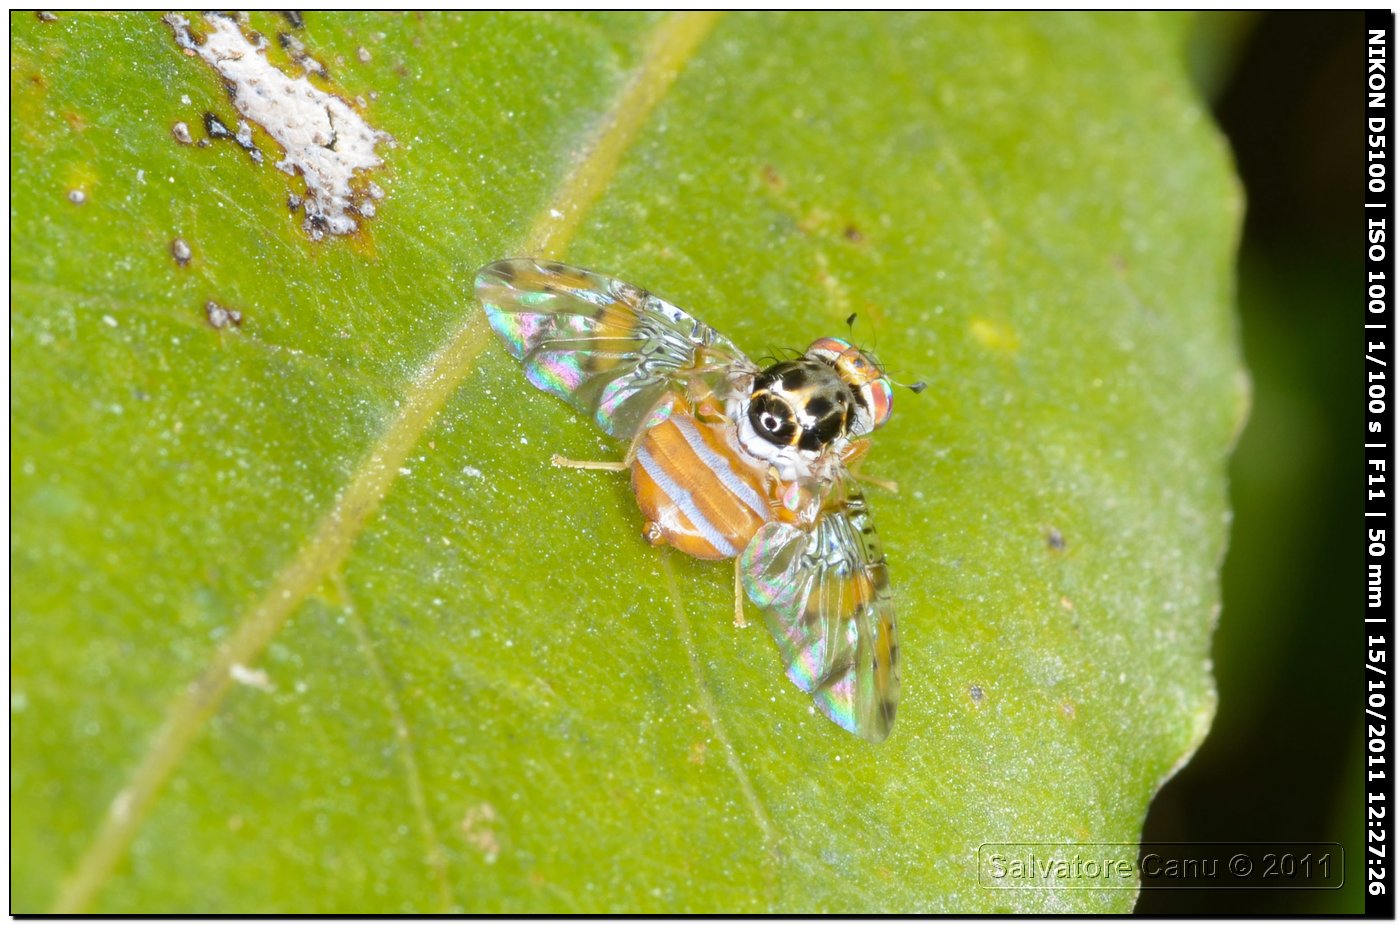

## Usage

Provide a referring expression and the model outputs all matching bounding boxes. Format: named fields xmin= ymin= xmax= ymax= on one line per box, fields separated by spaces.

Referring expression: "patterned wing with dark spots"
xmin=476 ymin=258 xmax=753 ymax=439
xmin=740 ymin=479 xmax=900 ymax=742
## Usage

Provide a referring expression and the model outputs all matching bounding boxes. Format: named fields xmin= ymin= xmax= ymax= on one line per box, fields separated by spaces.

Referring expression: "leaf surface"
xmin=11 ymin=11 xmax=1245 ymax=913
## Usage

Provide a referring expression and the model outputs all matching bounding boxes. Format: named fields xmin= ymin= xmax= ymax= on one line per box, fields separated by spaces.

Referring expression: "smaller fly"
xmin=476 ymin=258 xmax=908 ymax=742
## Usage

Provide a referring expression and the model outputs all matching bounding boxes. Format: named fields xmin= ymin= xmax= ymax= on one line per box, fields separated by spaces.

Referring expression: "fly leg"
xmin=551 ymin=416 xmax=653 ymax=472
xmin=852 ymin=472 xmax=899 ymax=493
xmin=550 ymin=455 xmax=628 ymax=471
xmin=841 ymin=438 xmax=899 ymax=492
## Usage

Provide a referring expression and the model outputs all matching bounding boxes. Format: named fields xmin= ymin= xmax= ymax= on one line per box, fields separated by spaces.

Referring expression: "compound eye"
xmin=748 ymin=393 xmax=797 ymax=446
xmin=852 ymin=378 xmax=894 ymax=434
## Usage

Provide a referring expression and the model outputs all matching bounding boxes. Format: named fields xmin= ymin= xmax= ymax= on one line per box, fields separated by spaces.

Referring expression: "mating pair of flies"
xmin=477 ymin=258 xmax=922 ymax=742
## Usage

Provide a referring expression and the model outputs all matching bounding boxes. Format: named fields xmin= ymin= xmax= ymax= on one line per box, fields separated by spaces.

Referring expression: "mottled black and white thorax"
xmin=729 ymin=336 xmax=895 ymax=481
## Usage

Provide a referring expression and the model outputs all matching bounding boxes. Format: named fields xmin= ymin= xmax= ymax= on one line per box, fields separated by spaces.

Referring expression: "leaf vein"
xmin=47 ymin=11 xmax=723 ymax=912
xmin=659 ymin=554 xmax=782 ymax=905
xmin=338 ymin=580 xmax=455 ymax=911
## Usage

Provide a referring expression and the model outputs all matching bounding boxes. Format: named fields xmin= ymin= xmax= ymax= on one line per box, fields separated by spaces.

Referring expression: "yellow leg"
xmin=733 ymin=558 xmax=749 ymax=628
xmin=854 ymin=473 xmax=899 ymax=493
xmin=844 ymin=441 xmax=898 ymax=493
xmin=550 ymin=454 xmax=627 ymax=471
xmin=551 ymin=420 xmax=653 ymax=472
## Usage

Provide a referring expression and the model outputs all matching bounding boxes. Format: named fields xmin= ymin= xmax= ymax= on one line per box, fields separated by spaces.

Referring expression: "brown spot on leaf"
xmin=204 ymin=300 xmax=243 ymax=329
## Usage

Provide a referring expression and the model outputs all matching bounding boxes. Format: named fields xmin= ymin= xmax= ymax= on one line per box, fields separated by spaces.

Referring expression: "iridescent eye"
xmin=866 ymin=378 xmax=894 ymax=430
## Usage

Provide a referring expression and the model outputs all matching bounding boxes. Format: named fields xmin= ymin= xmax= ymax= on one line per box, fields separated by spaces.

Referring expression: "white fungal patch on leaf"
xmin=164 ymin=13 xmax=393 ymax=241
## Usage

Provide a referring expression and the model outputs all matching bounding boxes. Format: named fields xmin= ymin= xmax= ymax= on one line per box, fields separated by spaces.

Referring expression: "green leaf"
xmin=12 ymin=11 xmax=1245 ymax=913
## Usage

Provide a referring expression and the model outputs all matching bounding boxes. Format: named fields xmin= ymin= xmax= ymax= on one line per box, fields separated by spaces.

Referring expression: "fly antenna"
xmin=892 ymin=375 xmax=927 ymax=394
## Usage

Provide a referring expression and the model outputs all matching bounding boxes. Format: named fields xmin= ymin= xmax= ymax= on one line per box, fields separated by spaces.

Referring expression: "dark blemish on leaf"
xmin=36 ymin=10 xmax=57 ymax=22
xmin=172 ymin=121 xmax=193 ymax=145
xmin=287 ymin=192 xmax=303 ymax=211
xmin=233 ymin=120 xmax=263 ymax=163
xmin=279 ymin=10 xmax=304 ymax=29
xmin=204 ymin=300 xmax=243 ymax=329
xmin=204 ymin=111 xmax=233 ymax=139
xmin=843 ymin=223 xmax=863 ymax=243
xmin=171 ymin=238 xmax=192 ymax=266
xmin=969 ymin=684 xmax=985 ymax=706
xmin=203 ymin=111 xmax=262 ymax=163
xmin=279 ymin=30 xmax=327 ymax=77
xmin=1046 ymin=527 xmax=1065 ymax=551
xmin=66 ymin=188 xmax=86 ymax=205
xmin=761 ymin=164 xmax=785 ymax=191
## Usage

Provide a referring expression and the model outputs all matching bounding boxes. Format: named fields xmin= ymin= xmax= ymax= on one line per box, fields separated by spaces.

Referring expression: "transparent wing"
xmin=475 ymin=258 xmax=752 ymax=439
xmin=741 ymin=480 xmax=900 ymax=743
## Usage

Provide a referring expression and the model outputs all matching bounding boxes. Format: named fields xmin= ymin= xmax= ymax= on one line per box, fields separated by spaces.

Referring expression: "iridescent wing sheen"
xmin=475 ymin=258 xmax=753 ymax=439
xmin=740 ymin=479 xmax=900 ymax=743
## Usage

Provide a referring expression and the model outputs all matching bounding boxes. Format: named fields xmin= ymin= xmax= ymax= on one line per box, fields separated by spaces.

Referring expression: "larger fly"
xmin=476 ymin=258 xmax=905 ymax=742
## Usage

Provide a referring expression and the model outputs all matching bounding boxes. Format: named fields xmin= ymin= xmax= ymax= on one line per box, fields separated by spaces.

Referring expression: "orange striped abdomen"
xmin=631 ymin=412 xmax=773 ymax=560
